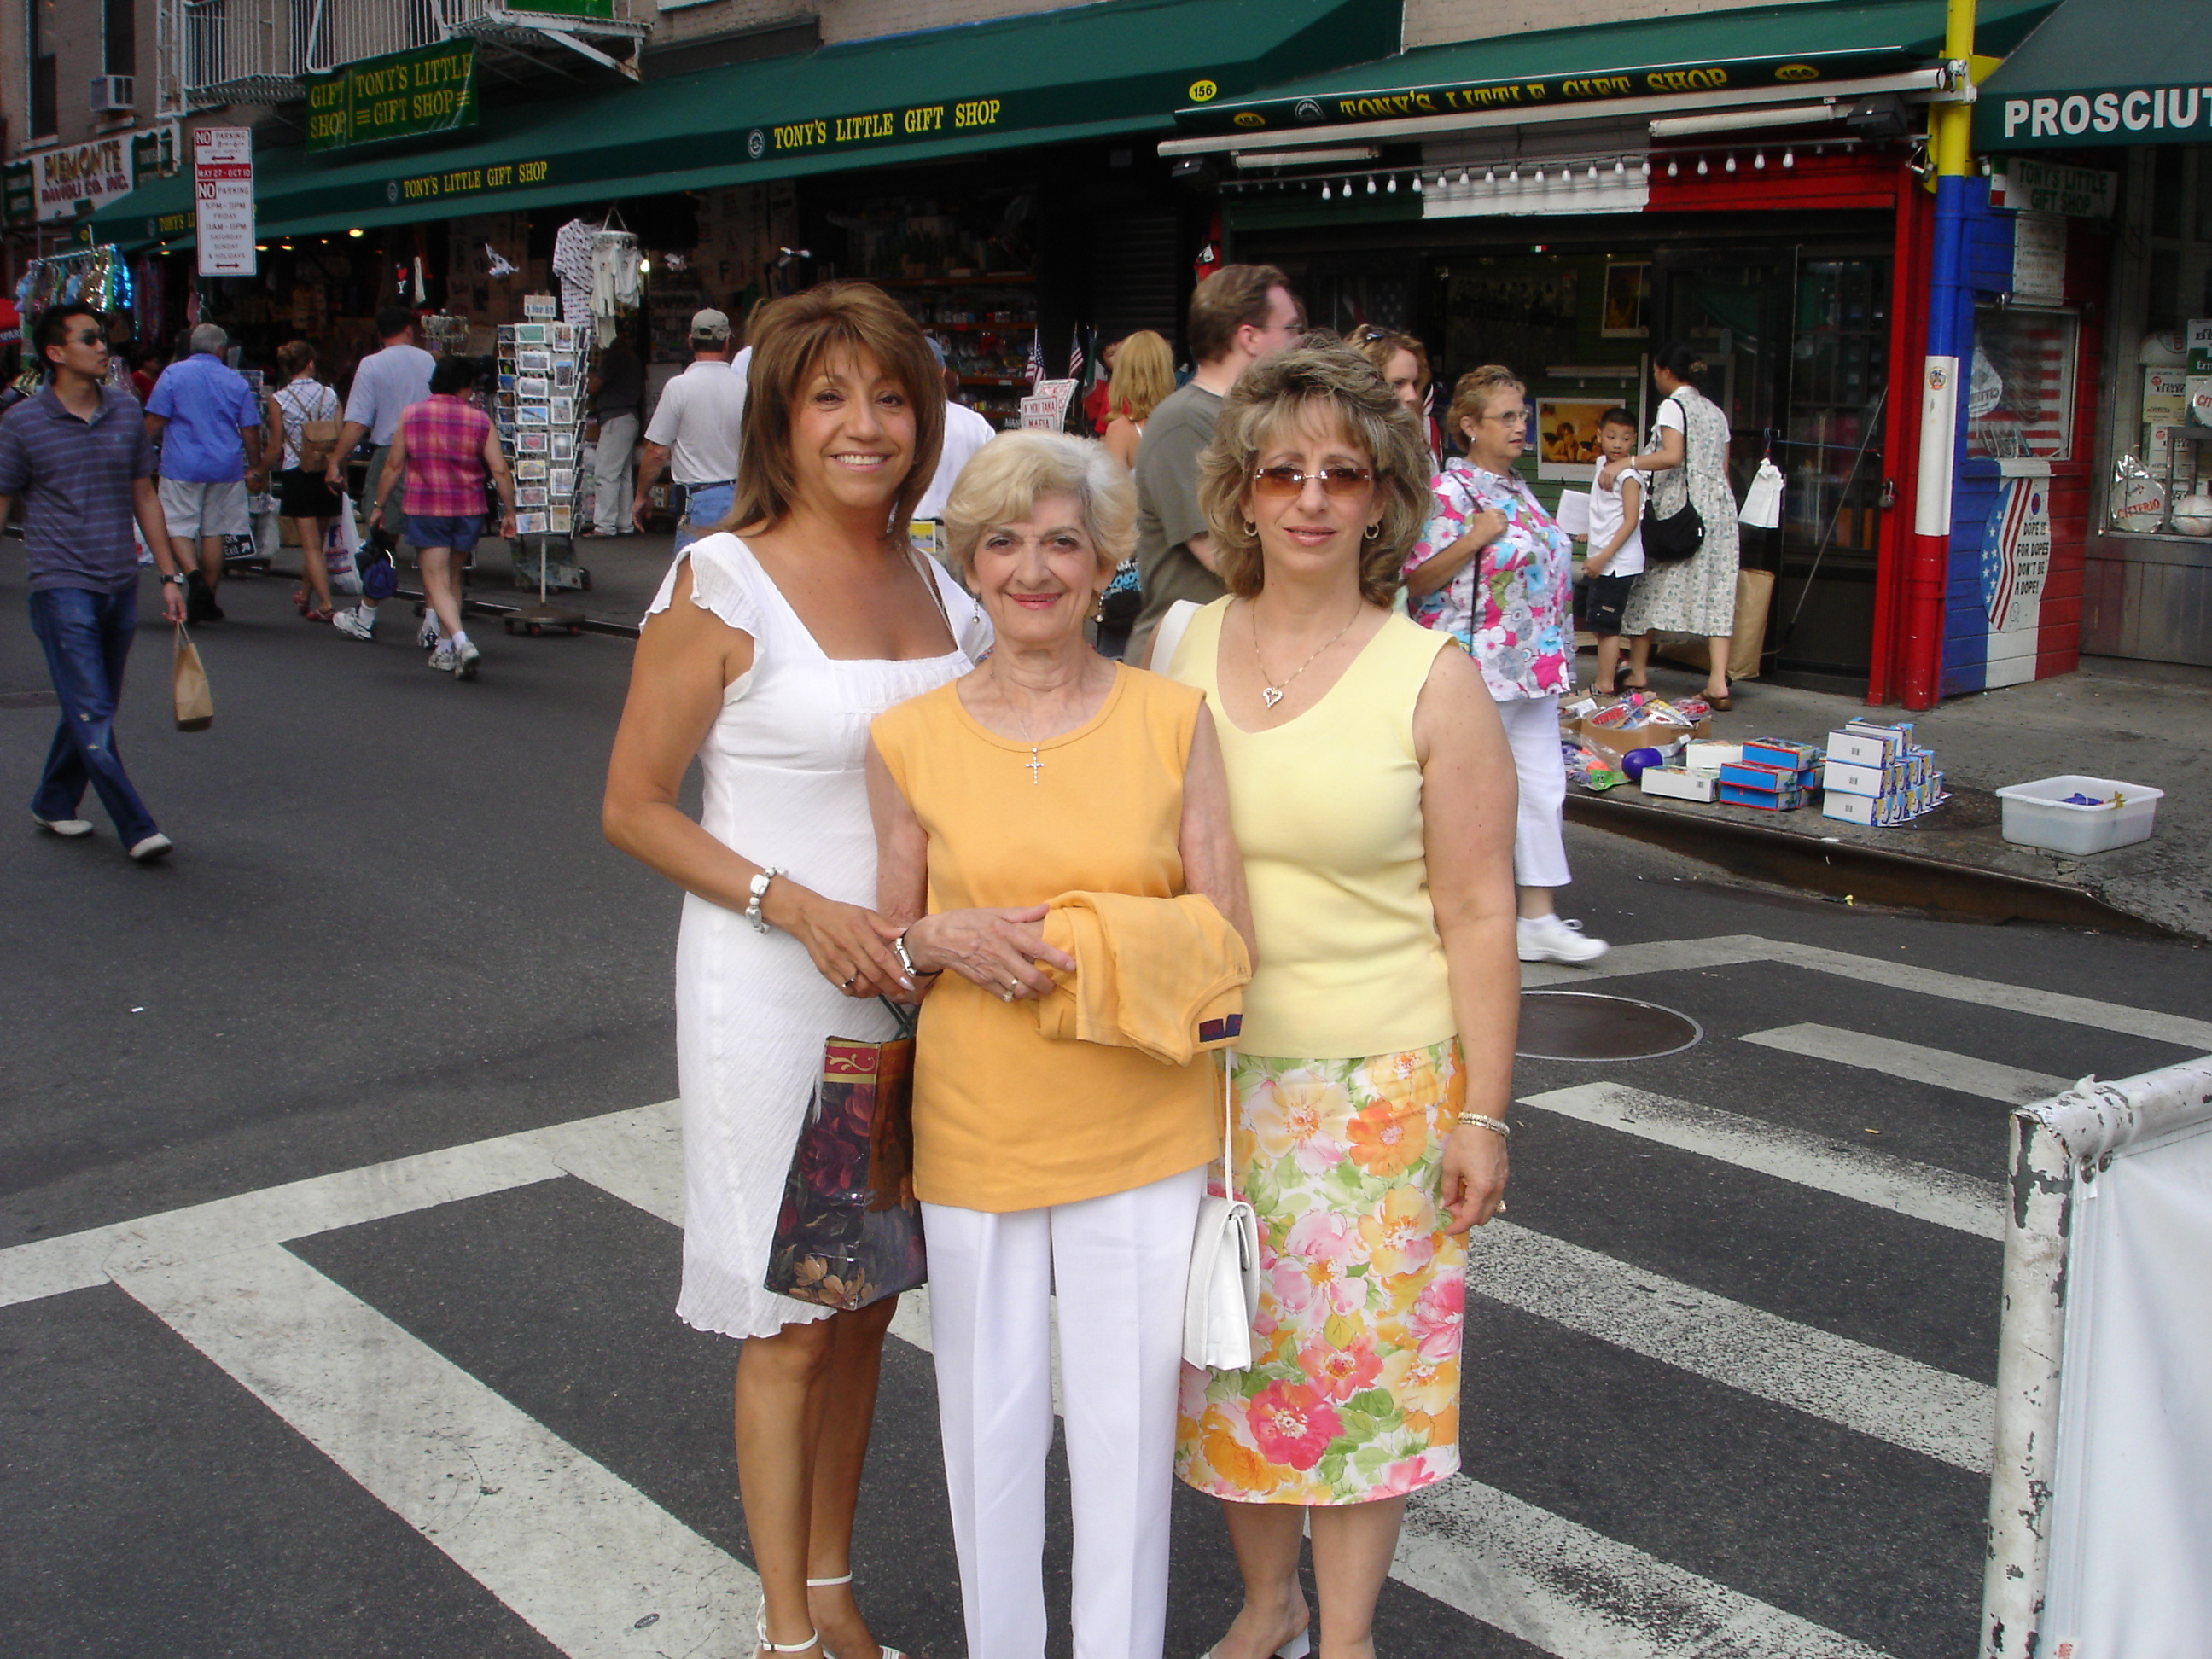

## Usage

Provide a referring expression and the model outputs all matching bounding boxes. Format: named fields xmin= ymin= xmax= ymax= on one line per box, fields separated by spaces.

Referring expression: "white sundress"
xmin=644 ymin=532 xmax=991 ymax=1340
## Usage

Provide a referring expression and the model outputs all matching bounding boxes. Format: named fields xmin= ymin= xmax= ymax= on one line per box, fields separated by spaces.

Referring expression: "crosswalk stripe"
xmin=1518 ymin=1082 xmax=2005 ymax=1239
xmin=1470 ymin=1223 xmax=1993 ymax=1472
xmin=117 ymin=1243 xmax=759 ymax=1659
xmin=1398 ymin=1474 xmax=1894 ymax=1659
xmin=0 ymin=1103 xmax=678 ymax=1311
xmin=1544 ymin=933 xmax=2212 ymax=1053
xmin=890 ymin=1284 xmax=1894 ymax=1657
xmin=1739 ymin=1024 xmax=2074 ymax=1104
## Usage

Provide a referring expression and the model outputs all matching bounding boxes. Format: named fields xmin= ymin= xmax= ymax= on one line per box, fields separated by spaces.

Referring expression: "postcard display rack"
xmin=495 ymin=296 xmax=594 ymax=599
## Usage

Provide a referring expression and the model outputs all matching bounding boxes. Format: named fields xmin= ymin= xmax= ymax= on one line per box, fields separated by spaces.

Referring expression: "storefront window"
xmin=1968 ymin=306 xmax=2076 ymax=461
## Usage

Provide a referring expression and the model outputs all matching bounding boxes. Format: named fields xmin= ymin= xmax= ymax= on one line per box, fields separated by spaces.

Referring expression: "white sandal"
xmin=806 ymin=1575 xmax=913 ymax=1659
xmin=756 ymin=1606 xmax=822 ymax=1657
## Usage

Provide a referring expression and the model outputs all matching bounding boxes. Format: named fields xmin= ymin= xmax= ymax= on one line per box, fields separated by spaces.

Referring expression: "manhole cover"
xmin=1517 ymin=991 xmax=1703 ymax=1061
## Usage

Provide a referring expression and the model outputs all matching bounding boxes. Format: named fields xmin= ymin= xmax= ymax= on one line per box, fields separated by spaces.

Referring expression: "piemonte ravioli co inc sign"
xmin=306 ymin=40 xmax=479 ymax=153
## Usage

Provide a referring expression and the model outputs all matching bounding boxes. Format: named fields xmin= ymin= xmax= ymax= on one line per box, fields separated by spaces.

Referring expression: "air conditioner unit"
xmin=90 ymin=75 xmax=136 ymax=114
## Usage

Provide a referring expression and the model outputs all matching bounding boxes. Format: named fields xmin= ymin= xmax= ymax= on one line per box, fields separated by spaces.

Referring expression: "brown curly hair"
xmin=1197 ymin=340 xmax=1433 ymax=606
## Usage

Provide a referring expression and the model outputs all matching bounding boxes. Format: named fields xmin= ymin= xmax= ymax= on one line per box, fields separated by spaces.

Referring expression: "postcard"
xmin=550 ymin=433 xmax=574 ymax=460
xmin=516 ymin=458 xmax=547 ymax=480
xmin=518 ymin=349 xmax=551 ymax=373
xmin=551 ymin=398 xmax=575 ymax=426
xmin=550 ymin=468 xmax=576 ymax=496
xmin=515 ymin=323 xmax=547 ymax=345
xmin=516 ymin=375 xmax=550 ymax=399
xmin=516 ymin=405 xmax=549 ymax=426
xmin=518 ymin=486 xmax=549 ymax=508
xmin=550 ymin=504 xmax=573 ymax=533
xmin=517 ymin=431 xmax=548 ymax=453
xmin=515 ymin=511 xmax=549 ymax=535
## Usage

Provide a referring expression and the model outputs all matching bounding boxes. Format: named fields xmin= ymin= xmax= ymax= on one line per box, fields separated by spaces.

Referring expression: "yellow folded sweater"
xmin=1034 ymin=889 xmax=1251 ymax=1067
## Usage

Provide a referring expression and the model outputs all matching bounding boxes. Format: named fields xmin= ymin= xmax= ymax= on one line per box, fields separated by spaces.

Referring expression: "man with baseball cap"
xmin=632 ymin=307 xmax=748 ymax=553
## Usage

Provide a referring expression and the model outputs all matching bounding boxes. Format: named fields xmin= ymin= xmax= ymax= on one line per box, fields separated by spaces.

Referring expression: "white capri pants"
xmin=1494 ymin=691 xmax=1572 ymax=889
xmin=924 ymin=1163 xmax=1205 ymax=1659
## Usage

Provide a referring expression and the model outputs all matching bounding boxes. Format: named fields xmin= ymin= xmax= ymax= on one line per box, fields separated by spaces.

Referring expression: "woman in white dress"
xmin=605 ymin=282 xmax=990 ymax=1659
xmin=1601 ymin=341 xmax=1741 ymax=708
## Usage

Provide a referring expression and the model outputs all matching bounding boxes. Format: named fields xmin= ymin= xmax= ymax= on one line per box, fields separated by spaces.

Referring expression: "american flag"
xmin=1068 ymin=325 xmax=1088 ymax=382
xmin=1026 ymin=331 xmax=1045 ymax=389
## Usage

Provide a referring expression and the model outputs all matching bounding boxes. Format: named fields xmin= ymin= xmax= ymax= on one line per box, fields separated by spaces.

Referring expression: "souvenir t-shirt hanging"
xmin=550 ymin=218 xmax=596 ymax=325
xmin=589 ymin=230 xmax=642 ymax=347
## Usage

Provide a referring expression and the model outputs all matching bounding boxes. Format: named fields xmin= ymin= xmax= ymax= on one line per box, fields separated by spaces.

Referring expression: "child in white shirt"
xmin=1580 ymin=406 xmax=1644 ymax=696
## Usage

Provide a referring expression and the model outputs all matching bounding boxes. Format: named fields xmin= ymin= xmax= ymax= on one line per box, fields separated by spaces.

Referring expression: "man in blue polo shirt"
xmin=0 ymin=306 xmax=188 ymax=862
xmin=145 ymin=322 xmax=263 ymax=623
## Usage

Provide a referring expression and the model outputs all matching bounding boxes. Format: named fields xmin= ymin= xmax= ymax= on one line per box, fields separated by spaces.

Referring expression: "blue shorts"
xmin=405 ymin=514 xmax=485 ymax=554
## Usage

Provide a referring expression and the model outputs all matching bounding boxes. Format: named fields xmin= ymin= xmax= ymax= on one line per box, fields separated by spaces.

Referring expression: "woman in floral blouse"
xmin=1404 ymin=364 xmax=1608 ymax=966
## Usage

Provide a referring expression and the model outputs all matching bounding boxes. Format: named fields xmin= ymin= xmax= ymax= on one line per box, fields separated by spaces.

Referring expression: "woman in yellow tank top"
xmin=1161 ymin=342 xmax=1522 ymax=1659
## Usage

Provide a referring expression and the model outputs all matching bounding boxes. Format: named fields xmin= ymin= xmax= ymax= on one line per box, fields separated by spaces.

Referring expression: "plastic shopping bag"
xmin=326 ymin=498 xmax=363 ymax=594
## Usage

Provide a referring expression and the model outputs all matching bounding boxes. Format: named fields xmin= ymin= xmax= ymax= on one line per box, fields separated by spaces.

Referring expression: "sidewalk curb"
xmin=1565 ymin=790 xmax=2180 ymax=938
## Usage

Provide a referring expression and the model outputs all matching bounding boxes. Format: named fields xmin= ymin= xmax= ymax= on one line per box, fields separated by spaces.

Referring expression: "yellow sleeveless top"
xmin=1168 ymin=598 xmax=1456 ymax=1060
xmin=870 ymin=665 xmax=1220 ymax=1213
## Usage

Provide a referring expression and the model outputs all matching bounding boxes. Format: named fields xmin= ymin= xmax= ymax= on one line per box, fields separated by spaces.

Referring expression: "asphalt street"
xmin=4 ymin=562 xmax=2210 ymax=1659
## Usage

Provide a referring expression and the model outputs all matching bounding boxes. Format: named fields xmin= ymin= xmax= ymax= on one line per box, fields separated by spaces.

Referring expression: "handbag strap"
xmin=1219 ymin=1051 xmax=1240 ymax=1208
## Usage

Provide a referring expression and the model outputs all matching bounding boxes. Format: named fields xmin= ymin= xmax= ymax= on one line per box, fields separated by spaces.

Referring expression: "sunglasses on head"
xmin=1251 ymin=464 xmax=1375 ymax=498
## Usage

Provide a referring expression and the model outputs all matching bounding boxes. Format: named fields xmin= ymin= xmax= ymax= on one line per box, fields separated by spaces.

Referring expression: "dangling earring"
xmin=1364 ymin=521 xmax=1382 ymax=540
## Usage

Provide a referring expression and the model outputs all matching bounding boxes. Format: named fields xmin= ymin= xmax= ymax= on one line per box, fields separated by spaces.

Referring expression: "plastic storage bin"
xmin=1994 ymin=775 xmax=2164 ymax=855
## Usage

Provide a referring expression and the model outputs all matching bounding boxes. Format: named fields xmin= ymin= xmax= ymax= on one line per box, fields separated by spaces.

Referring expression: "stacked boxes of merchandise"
xmin=495 ymin=297 xmax=594 ymax=591
xmin=1820 ymin=721 xmax=1946 ymax=825
xmin=1717 ymin=739 xmax=1824 ymax=811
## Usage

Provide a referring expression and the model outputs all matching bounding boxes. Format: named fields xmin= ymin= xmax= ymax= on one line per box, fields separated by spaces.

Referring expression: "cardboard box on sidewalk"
xmin=1639 ymin=766 xmax=1717 ymax=802
xmin=1580 ymin=715 xmax=1712 ymax=760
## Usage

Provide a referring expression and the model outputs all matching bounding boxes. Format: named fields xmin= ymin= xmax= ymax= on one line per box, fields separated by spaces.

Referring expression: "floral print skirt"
xmin=1174 ymin=1040 xmax=1467 ymax=1506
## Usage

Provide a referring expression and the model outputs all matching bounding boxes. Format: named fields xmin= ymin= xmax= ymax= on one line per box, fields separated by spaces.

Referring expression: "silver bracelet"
xmin=744 ymin=867 xmax=784 ymax=934
xmin=1457 ymin=1112 xmax=1511 ymax=1141
xmin=892 ymin=927 xmax=941 ymax=980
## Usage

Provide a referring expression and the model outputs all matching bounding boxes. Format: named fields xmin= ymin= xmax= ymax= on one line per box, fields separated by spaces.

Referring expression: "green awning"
xmin=1171 ymin=0 xmax=2055 ymax=140
xmin=92 ymin=0 xmax=1396 ymax=247
xmin=1974 ymin=0 xmax=2212 ymax=150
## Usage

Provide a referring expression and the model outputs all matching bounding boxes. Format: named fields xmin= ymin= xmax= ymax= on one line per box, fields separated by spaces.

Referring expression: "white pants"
xmin=1496 ymin=692 xmax=1571 ymax=889
xmin=591 ymin=412 xmax=637 ymax=532
xmin=924 ymin=1164 xmax=1205 ymax=1659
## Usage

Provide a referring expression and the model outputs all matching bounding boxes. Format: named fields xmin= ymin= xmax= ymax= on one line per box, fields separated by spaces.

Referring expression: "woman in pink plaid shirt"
xmin=372 ymin=355 xmax=517 ymax=680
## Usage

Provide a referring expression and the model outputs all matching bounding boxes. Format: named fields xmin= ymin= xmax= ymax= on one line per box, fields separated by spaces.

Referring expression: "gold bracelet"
xmin=1457 ymin=1112 xmax=1511 ymax=1141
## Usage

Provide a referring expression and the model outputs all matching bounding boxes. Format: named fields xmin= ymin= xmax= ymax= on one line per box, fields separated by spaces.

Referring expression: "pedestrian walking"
xmin=1130 ymin=265 xmax=1305 ymax=667
xmin=143 ymin=323 xmax=263 ymax=623
xmin=1406 ymin=364 xmax=1609 ymax=964
xmin=631 ymin=307 xmax=747 ymax=553
xmin=262 ymin=340 xmax=345 ymax=624
xmin=585 ymin=329 xmax=643 ymax=536
xmin=1159 ymin=340 xmax=1518 ymax=1659
xmin=602 ymin=282 xmax=989 ymax=1659
xmin=369 ymin=355 xmax=515 ymax=680
xmin=323 ymin=306 xmax=436 ymax=645
xmin=1601 ymin=341 xmax=1742 ymax=708
xmin=1 ymin=305 xmax=189 ymax=862
xmin=870 ymin=430 xmax=1253 ymax=1659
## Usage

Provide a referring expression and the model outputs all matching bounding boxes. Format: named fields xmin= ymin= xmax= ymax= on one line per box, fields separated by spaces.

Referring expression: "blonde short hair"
xmin=942 ymin=430 xmax=1132 ymax=584
xmin=1447 ymin=364 xmax=1525 ymax=443
xmin=1197 ymin=341 xmax=1432 ymax=607
xmin=1105 ymin=329 xmax=1173 ymax=424
xmin=724 ymin=282 xmax=944 ymax=538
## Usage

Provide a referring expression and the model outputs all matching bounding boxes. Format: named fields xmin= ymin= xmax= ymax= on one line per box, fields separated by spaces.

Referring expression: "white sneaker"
xmin=333 ymin=606 xmax=376 ymax=642
xmin=1517 ymin=913 xmax=1610 ymax=964
xmin=128 ymin=832 xmax=174 ymax=863
xmin=35 ymin=814 xmax=95 ymax=837
xmin=417 ymin=614 xmax=442 ymax=650
xmin=452 ymin=639 xmax=481 ymax=680
xmin=428 ymin=641 xmax=457 ymax=672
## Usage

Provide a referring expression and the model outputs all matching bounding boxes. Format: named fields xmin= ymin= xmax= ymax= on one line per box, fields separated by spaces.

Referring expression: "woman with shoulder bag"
xmin=1599 ymin=341 xmax=1741 ymax=708
xmin=265 ymin=340 xmax=345 ymax=623
xmin=1163 ymin=341 xmax=1519 ymax=1659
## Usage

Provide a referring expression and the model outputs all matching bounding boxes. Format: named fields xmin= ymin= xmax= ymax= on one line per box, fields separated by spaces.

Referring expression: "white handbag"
xmin=1184 ymin=1052 xmax=1261 ymax=1371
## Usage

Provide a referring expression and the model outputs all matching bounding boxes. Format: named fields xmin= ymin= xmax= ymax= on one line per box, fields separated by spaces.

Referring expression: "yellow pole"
xmin=1931 ymin=0 xmax=1977 ymax=181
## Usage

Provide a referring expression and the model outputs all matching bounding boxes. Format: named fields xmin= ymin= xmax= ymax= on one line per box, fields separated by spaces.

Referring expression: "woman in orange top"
xmin=868 ymin=429 xmax=1254 ymax=1659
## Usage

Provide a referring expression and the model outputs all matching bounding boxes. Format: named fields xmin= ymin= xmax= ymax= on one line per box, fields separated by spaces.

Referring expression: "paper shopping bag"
xmin=172 ymin=625 xmax=213 ymax=731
